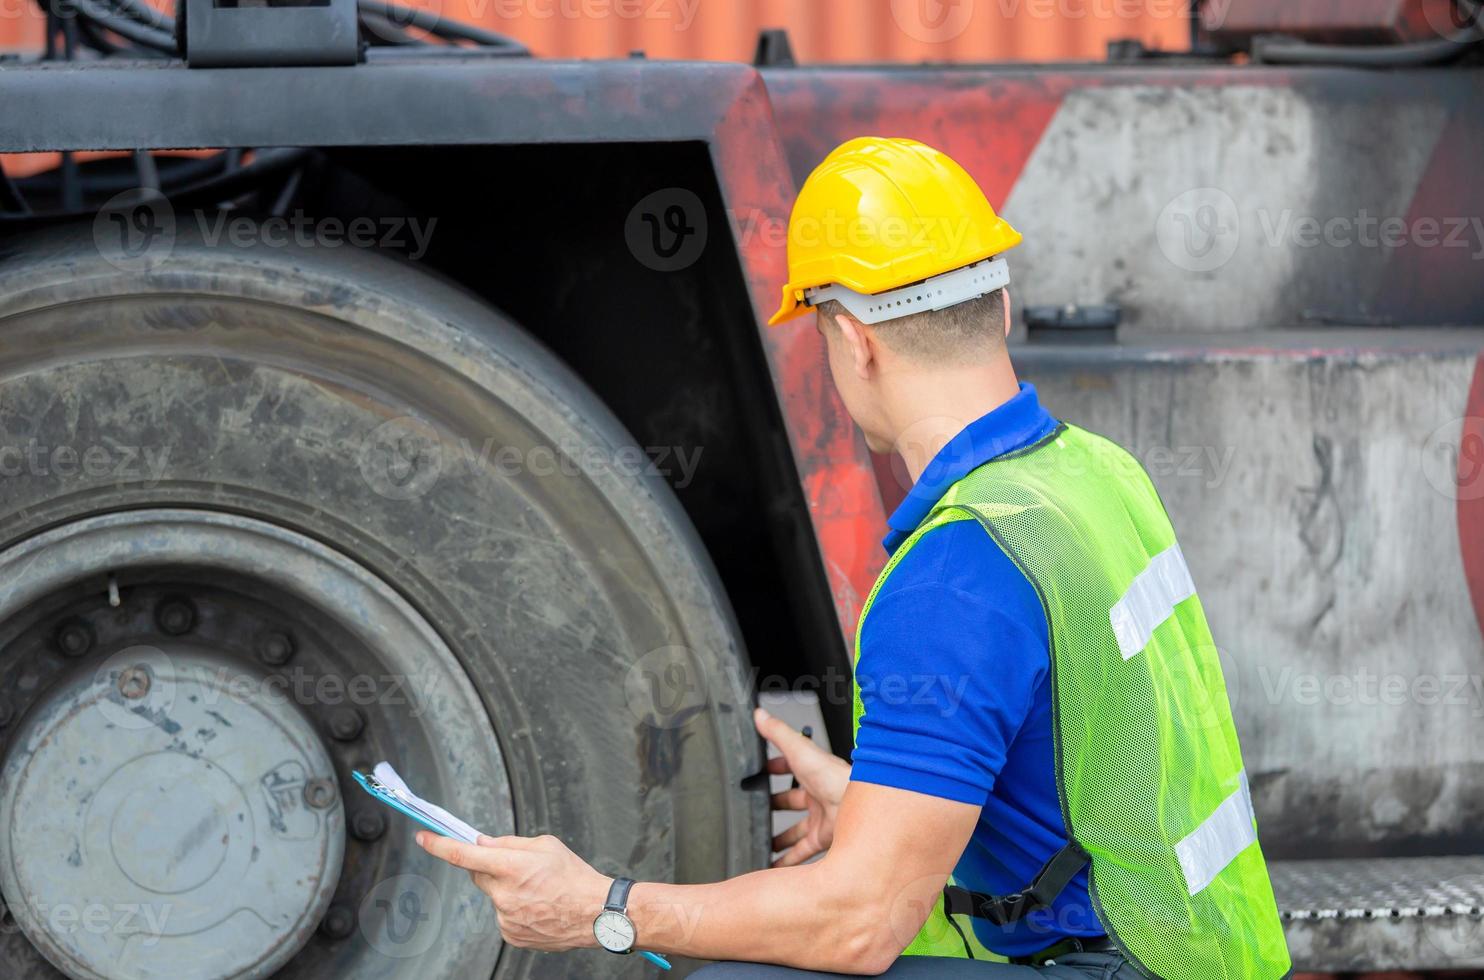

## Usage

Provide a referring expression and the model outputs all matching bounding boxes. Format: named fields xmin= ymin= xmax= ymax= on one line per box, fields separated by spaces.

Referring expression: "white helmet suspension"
xmin=804 ymin=257 xmax=1010 ymax=326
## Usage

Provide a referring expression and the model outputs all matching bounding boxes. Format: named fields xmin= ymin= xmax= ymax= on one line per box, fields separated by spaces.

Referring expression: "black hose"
xmin=39 ymin=0 xmax=526 ymax=57
xmin=9 ymin=150 xmax=306 ymax=218
xmin=132 ymin=149 xmax=161 ymax=192
xmin=1253 ymin=2 xmax=1483 ymax=67
xmin=1254 ymin=28 xmax=1482 ymax=66
xmin=0 ymin=162 xmax=30 ymax=216
xmin=67 ymin=0 xmax=175 ymax=51
xmin=354 ymin=0 xmax=529 ymax=51
xmin=19 ymin=153 xmax=227 ymax=196
xmin=59 ymin=152 xmax=82 ymax=211
xmin=359 ymin=9 xmax=421 ymax=46
xmin=61 ymin=4 xmax=79 ymax=57
xmin=108 ymin=0 xmax=173 ymax=32
xmin=165 ymin=148 xmax=314 ymax=209
xmin=75 ymin=14 xmax=123 ymax=53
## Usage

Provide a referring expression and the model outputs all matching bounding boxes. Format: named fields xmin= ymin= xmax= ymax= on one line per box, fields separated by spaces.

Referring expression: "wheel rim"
xmin=0 ymin=510 xmax=511 ymax=980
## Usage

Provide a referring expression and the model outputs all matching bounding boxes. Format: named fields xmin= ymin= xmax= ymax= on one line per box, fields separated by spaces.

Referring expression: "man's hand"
xmin=755 ymin=707 xmax=850 ymax=867
xmin=415 ymin=832 xmax=612 ymax=952
xmin=415 ymin=712 xmax=978 ymax=973
xmin=417 ymin=763 xmax=980 ymax=972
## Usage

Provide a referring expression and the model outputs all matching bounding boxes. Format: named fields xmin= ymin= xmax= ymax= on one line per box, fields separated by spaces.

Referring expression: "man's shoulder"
xmin=860 ymin=518 xmax=1051 ymax=691
xmin=875 ymin=518 xmax=1046 ymax=636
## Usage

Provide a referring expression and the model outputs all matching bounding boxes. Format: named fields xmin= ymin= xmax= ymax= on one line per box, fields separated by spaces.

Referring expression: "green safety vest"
xmin=853 ymin=423 xmax=1291 ymax=979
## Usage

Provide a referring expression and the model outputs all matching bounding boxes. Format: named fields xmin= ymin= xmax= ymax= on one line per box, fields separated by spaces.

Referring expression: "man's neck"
xmin=885 ymin=358 xmax=1023 ymax=484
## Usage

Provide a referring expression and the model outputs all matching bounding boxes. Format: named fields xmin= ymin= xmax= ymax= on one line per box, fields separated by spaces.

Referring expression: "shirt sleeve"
xmin=850 ymin=521 xmax=1050 ymax=806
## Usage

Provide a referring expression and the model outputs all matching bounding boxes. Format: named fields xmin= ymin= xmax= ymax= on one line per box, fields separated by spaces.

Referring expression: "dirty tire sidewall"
xmin=0 ymin=224 xmax=767 ymax=979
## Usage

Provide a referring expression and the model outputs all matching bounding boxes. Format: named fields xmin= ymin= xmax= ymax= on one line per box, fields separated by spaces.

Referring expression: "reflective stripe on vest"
xmin=1176 ymin=770 xmax=1258 ymax=897
xmin=1110 ymin=544 xmax=1196 ymax=660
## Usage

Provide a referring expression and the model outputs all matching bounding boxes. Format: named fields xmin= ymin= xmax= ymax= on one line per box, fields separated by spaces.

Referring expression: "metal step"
xmin=1273 ymin=856 xmax=1484 ymax=972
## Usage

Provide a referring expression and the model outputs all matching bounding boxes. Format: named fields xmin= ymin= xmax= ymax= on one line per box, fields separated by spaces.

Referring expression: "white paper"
xmin=371 ymin=761 xmax=484 ymax=844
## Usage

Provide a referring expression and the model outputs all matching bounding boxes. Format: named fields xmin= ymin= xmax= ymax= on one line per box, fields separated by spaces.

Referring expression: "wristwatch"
xmin=592 ymin=877 xmax=639 ymax=955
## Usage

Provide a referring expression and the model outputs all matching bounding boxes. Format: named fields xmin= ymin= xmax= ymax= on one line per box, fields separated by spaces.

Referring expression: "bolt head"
xmin=351 ymin=810 xmax=386 ymax=842
xmin=328 ymin=707 xmax=364 ymax=742
xmin=155 ymin=597 xmax=196 ymax=636
xmin=319 ymin=904 xmax=355 ymax=940
xmin=118 ymin=666 xmax=151 ymax=700
xmin=55 ymin=619 xmax=95 ymax=658
xmin=304 ymin=777 xmax=337 ymax=810
xmin=258 ymin=631 xmax=294 ymax=666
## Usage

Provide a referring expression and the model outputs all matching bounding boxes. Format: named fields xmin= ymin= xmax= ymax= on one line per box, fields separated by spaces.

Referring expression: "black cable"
xmin=18 ymin=153 xmax=227 ymax=196
xmin=75 ymin=14 xmax=123 ymax=53
xmin=66 ymin=0 xmax=176 ymax=52
xmin=44 ymin=4 xmax=57 ymax=58
xmin=268 ymin=166 xmax=304 ymax=217
xmin=0 ymin=161 xmax=30 ymax=216
xmin=59 ymin=152 xmax=82 ymax=212
xmin=107 ymin=0 xmax=173 ymax=33
xmin=39 ymin=0 xmax=524 ymax=57
xmin=1254 ymin=28 xmax=1482 ymax=66
xmin=359 ymin=10 xmax=421 ymax=46
xmin=354 ymin=0 xmax=528 ymax=51
xmin=4 ymin=149 xmax=312 ymax=220
xmin=1253 ymin=2 xmax=1483 ymax=67
xmin=132 ymin=149 xmax=160 ymax=191
xmin=61 ymin=2 xmax=79 ymax=57
xmin=37 ymin=0 xmax=155 ymax=57
xmin=165 ymin=148 xmax=314 ymax=210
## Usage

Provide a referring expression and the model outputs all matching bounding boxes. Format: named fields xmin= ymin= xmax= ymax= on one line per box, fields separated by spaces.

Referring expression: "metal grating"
xmin=1272 ymin=856 xmax=1484 ymax=921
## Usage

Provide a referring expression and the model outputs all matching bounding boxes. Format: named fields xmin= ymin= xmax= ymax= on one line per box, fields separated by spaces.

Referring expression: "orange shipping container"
xmin=0 ymin=0 xmax=1191 ymax=62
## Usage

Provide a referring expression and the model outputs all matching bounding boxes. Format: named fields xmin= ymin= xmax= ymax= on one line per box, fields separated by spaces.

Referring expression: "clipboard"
xmin=351 ymin=762 xmax=482 ymax=844
xmin=352 ymin=761 xmax=671 ymax=971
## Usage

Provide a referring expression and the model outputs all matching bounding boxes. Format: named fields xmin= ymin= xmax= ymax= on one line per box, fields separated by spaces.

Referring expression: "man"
xmin=419 ymin=137 xmax=1292 ymax=978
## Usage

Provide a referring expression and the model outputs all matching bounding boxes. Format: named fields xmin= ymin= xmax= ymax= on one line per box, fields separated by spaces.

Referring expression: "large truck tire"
xmin=0 ymin=221 xmax=766 ymax=980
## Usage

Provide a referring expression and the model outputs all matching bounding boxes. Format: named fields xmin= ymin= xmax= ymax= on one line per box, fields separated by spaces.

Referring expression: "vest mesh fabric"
xmin=852 ymin=424 xmax=1291 ymax=978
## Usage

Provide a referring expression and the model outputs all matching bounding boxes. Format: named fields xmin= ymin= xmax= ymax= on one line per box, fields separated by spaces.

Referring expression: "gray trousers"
xmin=692 ymin=951 xmax=1137 ymax=979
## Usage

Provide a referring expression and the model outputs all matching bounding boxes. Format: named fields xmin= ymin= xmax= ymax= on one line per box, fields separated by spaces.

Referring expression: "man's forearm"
xmin=628 ymin=861 xmax=901 ymax=975
xmin=414 ymin=782 xmax=972 ymax=971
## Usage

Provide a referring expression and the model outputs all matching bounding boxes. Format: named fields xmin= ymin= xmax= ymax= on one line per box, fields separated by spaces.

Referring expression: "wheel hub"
xmin=0 ymin=644 xmax=345 ymax=980
xmin=0 ymin=510 xmax=512 ymax=980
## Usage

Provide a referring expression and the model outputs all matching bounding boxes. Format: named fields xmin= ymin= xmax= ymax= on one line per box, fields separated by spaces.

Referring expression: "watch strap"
xmin=604 ymin=876 xmax=636 ymax=913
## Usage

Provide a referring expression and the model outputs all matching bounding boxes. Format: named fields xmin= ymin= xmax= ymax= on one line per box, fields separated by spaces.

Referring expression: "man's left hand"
xmin=416 ymin=831 xmax=612 ymax=952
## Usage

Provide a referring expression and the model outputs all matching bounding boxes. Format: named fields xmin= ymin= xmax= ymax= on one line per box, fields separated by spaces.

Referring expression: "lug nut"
xmin=118 ymin=666 xmax=151 ymax=700
xmin=155 ymin=597 xmax=196 ymax=636
xmin=319 ymin=904 xmax=355 ymax=941
xmin=304 ymin=777 xmax=337 ymax=810
xmin=328 ymin=707 xmax=364 ymax=742
xmin=55 ymin=619 xmax=95 ymax=658
xmin=258 ymin=631 xmax=295 ymax=666
xmin=352 ymin=810 xmax=386 ymax=842
xmin=0 ymin=698 xmax=14 ymax=728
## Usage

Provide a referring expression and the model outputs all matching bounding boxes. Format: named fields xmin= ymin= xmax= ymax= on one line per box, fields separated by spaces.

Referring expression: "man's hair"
xmin=815 ymin=288 xmax=1007 ymax=364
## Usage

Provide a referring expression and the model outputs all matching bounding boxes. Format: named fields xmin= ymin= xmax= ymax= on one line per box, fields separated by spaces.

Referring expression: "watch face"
xmin=593 ymin=909 xmax=636 ymax=953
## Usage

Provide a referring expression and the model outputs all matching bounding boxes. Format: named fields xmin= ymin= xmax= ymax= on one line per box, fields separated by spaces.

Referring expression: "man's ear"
xmin=833 ymin=312 xmax=876 ymax=381
xmin=1001 ymin=288 xmax=1013 ymax=339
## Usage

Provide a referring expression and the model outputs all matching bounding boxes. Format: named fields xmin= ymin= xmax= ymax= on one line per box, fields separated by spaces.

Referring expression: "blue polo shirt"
xmin=850 ymin=383 xmax=1103 ymax=958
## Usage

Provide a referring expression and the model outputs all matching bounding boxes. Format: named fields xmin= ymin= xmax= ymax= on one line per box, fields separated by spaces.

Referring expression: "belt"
xmin=1010 ymin=935 xmax=1119 ymax=966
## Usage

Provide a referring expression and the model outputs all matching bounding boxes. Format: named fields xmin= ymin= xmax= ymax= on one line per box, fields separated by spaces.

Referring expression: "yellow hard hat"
xmin=769 ymin=137 xmax=1022 ymax=326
